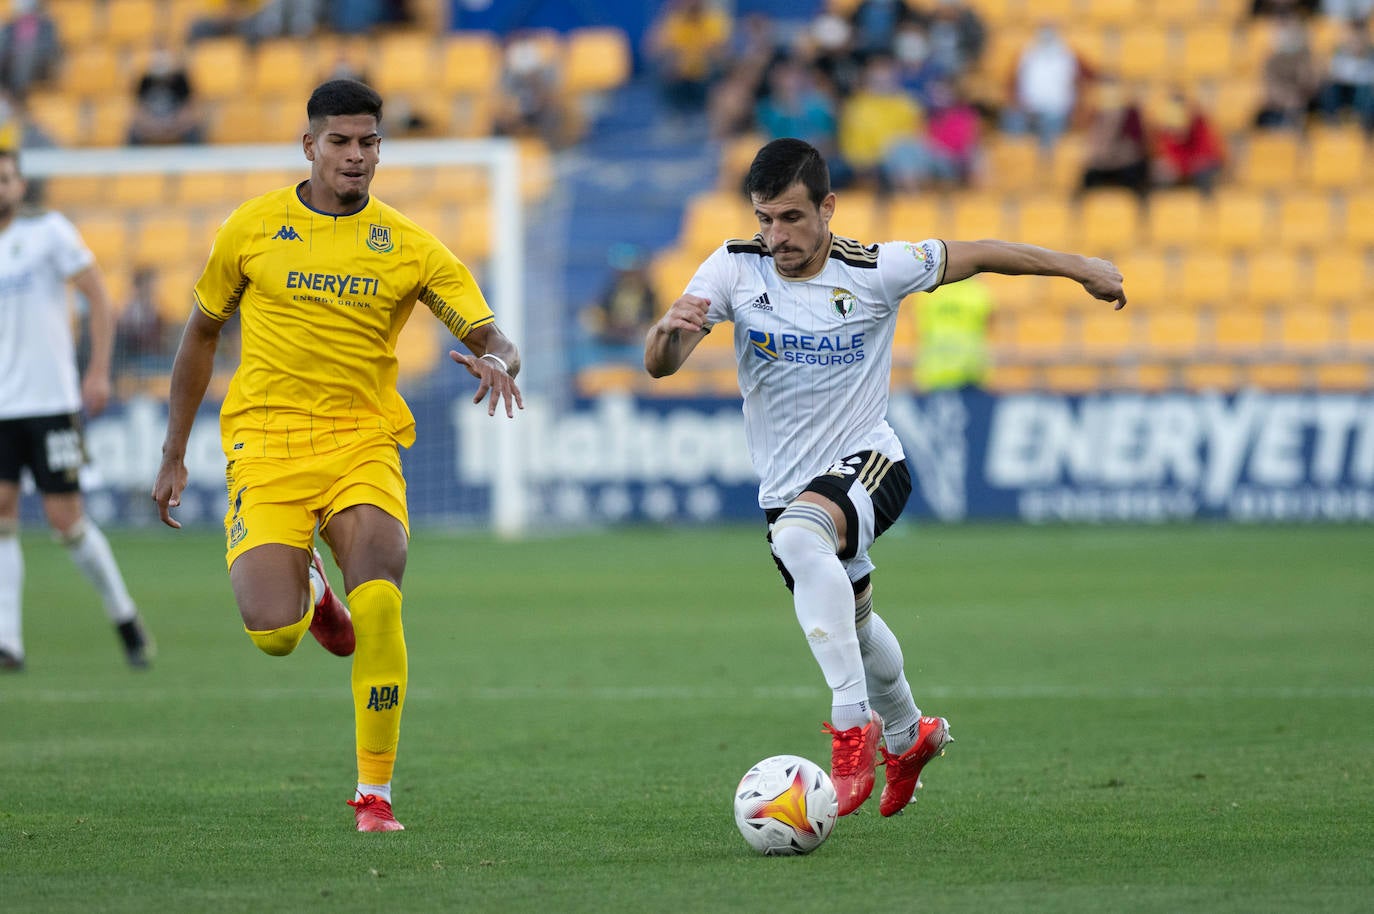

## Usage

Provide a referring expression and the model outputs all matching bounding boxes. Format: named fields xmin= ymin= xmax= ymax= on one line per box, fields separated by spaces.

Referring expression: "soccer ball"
xmin=732 ymin=754 xmax=838 ymax=856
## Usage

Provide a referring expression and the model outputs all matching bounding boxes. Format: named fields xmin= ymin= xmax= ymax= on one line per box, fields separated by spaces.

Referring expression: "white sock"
xmin=307 ymin=561 xmax=326 ymax=608
xmin=0 ymin=533 xmax=23 ymax=657
xmin=357 ymin=782 xmax=392 ymax=803
xmin=62 ymin=519 xmax=137 ymax=623
xmin=858 ymin=609 xmax=921 ymax=755
xmin=772 ymin=505 xmax=869 ymax=730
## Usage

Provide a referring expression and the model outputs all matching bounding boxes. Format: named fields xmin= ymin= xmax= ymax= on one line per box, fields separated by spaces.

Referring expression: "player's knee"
xmin=0 ymin=517 xmax=17 ymax=538
xmin=53 ymin=515 xmax=88 ymax=547
xmin=245 ymin=608 xmax=313 ymax=657
xmin=771 ymin=503 xmax=839 ymax=574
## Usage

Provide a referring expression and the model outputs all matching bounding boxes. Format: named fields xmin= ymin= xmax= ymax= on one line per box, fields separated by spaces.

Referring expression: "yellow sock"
xmin=349 ymin=579 xmax=407 ymax=786
xmin=245 ymin=608 xmax=313 ymax=656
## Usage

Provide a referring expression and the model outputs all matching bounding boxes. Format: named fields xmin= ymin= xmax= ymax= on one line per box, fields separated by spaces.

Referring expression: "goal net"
xmin=24 ymin=137 xmax=532 ymax=537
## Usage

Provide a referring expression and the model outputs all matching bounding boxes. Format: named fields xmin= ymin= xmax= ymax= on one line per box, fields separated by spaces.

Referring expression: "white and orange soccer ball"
xmin=732 ymin=754 xmax=839 ymax=856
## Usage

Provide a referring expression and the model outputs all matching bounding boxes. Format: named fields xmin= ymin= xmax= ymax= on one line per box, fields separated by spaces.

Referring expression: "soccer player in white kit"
xmin=645 ymin=138 xmax=1126 ymax=817
xmin=0 ymin=150 xmax=152 ymax=671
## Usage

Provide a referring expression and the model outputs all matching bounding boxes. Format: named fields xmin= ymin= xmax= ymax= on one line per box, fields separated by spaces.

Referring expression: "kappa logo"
xmin=749 ymin=291 xmax=773 ymax=311
xmin=272 ymin=225 xmax=303 ymax=242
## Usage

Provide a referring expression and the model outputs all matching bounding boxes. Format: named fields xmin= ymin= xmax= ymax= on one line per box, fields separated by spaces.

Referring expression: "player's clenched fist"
xmin=659 ymin=294 xmax=711 ymax=334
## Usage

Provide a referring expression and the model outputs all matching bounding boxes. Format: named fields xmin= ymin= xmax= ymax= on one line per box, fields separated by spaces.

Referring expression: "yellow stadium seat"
xmin=251 ymin=39 xmax=315 ymax=99
xmin=1302 ymin=126 xmax=1368 ymax=189
xmin=104 ymin=0 xmax=159 ymax=47
xmin=1013 ymin=195 xmax=1075 ymax=250
xmin=451 ymin=202 xmax=493 ymax=263
xmin=1274 ymin=194 xmax=1337 ymax=250
xmin=1178 ymin=249 xmax=1237 ymax=306
xmin=59 ymin=46 xmax=122 ymax=98
xmin=832 ymin=190 xmax=882 ymax=241
xmin=948 ymin=193 xmax=1010 ymax=241
xmin=1077 ymin=189 xmax=1142 ymax=254
xmin=1144 ymin=309 xmax=1202 ymax=356
xmin=1062 ymin=25 xmax=1111 ymax=71
xmin=1010 ymin=310 xmax=1073 ymax=352
xmin=174 ymin=171 xmax=249 ymax=208
xmin=27 ymin=92 xmax=84 ymax=145
xmin=154 ymin=265 xmax=203 ymax=323
xmin=1313 ymin=361 xmax=1370 ymax=390
xmin=1344 ymin=191 xmax=1374 ymax=249
xmin=1238 ymin=250 xmax=1306 ymax=307
xmin=1310 ymin=248 xmax=1366 ymax=307
xmin=1183 ymin=361 xmax=1241 ymax=391
xmin=1246 ymin=361 xmax=1305 ymax=390
xmin=1276 ymin=308 xmax=1335 ymax=353
xmin=719 ymin=132 xmax=765 ymax=191
xmin=981 ymin=134 xmax=1043 ymax=192
xmin=1145 ymin=188 xmax=1206 ymax=250
xmin=189 ymin=38 xmax=250 ymax=100
xmin=44 ymin=175 xmax=103 ymax=208
xmin=1113 ymin=250 xmax=1170 ymax=307
xmin=987 ymin=362 xmax=1038 ymax=392
xmin=1079 ymin=308 xmax=1136 ymax=356
xmin=562 ymin=27 xmax=632 ymax=95
xmin=884 ymin=195 xmax=945 ymax=240
xmin=649 ymin=248 xmax=702 ymax=315
xmin=1044 ymin=363 xmax=1105 ymax=393
xmin=49 ymin=0 xmax=101 ymax=46
xmin=132 ymin=214 xmax=200 ymax=267
xmin=1079 ymin=0 xmax=1139 ymax=27
xmin=395 ymin=307 xmax=441 ymax=383
xmin=1154 ymin=0 xmax=1210 ymax=23
xmin=87 ymin=96 xmax=134 ymax=146
xmin=73 ymin=212 xmax=129 ymax=267
xmin=681 ymin=190 xmax=758 ymax=257
xmin=1238 ymin=132 xmax=1301 ymax=188
xmin=1115 ymin=27 xmax=1174 ymax=83
xmin=1178 ymin=24 xmax=1236 ymax=81
xmin=1206 ymin=79 xmax=1263 ymax=133
xmin=207 ymin=97 xmax=268 ymax=145
xmin=440 ymin=31 xmax=503 ymax=96
xmin=1212 ymin=189 xmax=1272 ymax=251
xmin=1049 ymin=134 xmax=1086 ymax=192
xmin=1211 ymin=309 xmax=1268 ymax=352
xmin=978 ymin=272 xmax=1052 ymax=312
xmin=373 ymin=30 xmax=439 ymax=96
xmin=1347 ymin=306 xmax=1374 ymax=350
xmin=110 ymin=172 xmax=170 ymax=208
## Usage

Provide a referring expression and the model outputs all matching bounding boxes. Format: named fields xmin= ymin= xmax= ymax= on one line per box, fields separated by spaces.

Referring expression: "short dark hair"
xmin=744 ymin=138 xmax=830 ymax=208
xmin=0 ymin=148 xmax=18 ymax=171
xmin=306 ymin=79 xmax=383 ymax=132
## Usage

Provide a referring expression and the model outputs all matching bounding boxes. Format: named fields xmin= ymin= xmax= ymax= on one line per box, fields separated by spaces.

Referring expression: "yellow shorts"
xmin=223 ymin=436 xmax=410 ymax=570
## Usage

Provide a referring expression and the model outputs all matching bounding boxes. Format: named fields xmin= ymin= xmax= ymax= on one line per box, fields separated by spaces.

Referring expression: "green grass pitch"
xmin=1 ymin=523 xmax=1371 ymax=913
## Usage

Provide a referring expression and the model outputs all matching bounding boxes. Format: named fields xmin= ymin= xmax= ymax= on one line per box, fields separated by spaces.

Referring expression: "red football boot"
xmin=823 ymin=710 xmax=883 ymax=816
xmin=879 ymin=716 xmax=953 ymax=817
xmin=348 ymin=794 xmax=405 ymax=832
xmin=308 ymin=548 xmax=354 ymax=657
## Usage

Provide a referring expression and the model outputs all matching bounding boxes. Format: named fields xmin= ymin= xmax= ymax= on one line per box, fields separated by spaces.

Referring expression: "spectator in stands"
xmin=647 ymin=0 xmax=733 ymax=119
xmin=0 ymin=0 xmax=59 ymax=100
xmin=493 ymin=30 xmax=571 ymax=147
xmin=848 ymin=0 xmax=924 ymax=63
xmin=926 ymin=0 xmax=986 ymax=79
xmin=1254 ymin=13 xmax=1319 ymax=129
xmin=188 ymin=0 xmax=319 ymax=44
xmin=838 ymin=54 xmax=924 ymax=189
xmin=1315 ymin=18 xmax=1374 ymax=132
xmin=115 ymin=268 xmax=172 ymax=373
xmin=1322 ymin=0 xmax=1374 ymax=21
xmin=1000 ymin=22 xmax=1092 ymax=154
xmin=1078 ymin=77 xmax=1151 ymax=199
xmin=1151 ymin=89 xmax=1226 ymax=194
xmin=578 ymin=243 xmax=658 ymax=368
xmin=892 ymin=20 xmax=951 ymax=109
xmin=127 ymin=47 xmax=204 ymax=146
xmin=755 ymin=59 xmax=840 ymax=159
xmin=705 ymin=14 xmax=782 ymax=140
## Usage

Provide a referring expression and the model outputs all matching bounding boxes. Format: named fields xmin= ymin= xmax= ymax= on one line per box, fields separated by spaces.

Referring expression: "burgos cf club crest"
xmin=367 ymin=223 xmax=394 ymax=253
xmin=830 ymin=288 xmax=857 ymax=319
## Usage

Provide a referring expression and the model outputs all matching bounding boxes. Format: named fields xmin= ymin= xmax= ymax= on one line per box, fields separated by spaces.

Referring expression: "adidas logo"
xmin=749 ymin=291 xmax=773 ymax=311
xmin=805 ymin=626 xmax=829 ymax=644
xmin=272 ymin=225 xmax=303 ymax=242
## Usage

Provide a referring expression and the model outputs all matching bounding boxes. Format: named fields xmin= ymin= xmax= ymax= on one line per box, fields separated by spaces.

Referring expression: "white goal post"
xmin=23 ymin=138 xmax=530 ymax=538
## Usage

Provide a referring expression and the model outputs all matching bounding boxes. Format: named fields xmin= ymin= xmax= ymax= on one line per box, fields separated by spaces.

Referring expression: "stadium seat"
xmin=650 ymin=248 xmax=700 ymax=310
xmin=1079 ymin=0 xmax=1140 ymax=27
xmin=1079 ymin=307 xmax=1136 ymax=356
xmin=1205 ymin=79 xmax=1262 ymax=133
xmin=153 ymin=265 xmax=202 ymax=323
xmin=1302 ymin=126 xmax=1368 ymax=189
xmin=373 ymin=30 xmax=438 ymax=96
xmin=1012 ymin=195 xmax=1075 ymax=251
xmin=111 ymin=172 xmax=171 ymax=208
xmin=681 ymin=190 xmax=758 ymax=257
xmin=986 ymin=362 xmax=1038 ymax=392
xmin=1245 ymin=361 xmax=1304 ymax=390
xmin=1144 ymin=309 xmax=1203 ymax=356
xmin=1211 ymin=309 xmax=1269 ymax=352
xmin=48 ymin=0 xmax=101 ymax=46
xmin=394 ymin=307 xmax=441 ymax=383
xmin=562 ymin=27 xmax=632 ymax=95
xmin=1238 ymin=132 xmax=1301 ymax=189
xmin=1009 ymin=310 xmax=1073 ymax=353
xmin=1049 ymin=134 xmax=1086 ymax=192
xmin=1346 ymin=306 xmax=1374 ymax=351
xmin=1212 ymin=189 xmax=1272 ymax=251
xmin=1077 ymin=189 xmax=1141 ymax=255
xmin=251 ymin=38 xmax=315 ymax=99
xmin=59 ymin=46 xmax=122 ymax=98
xmin=1178 ymin=249 xmax=1238 ymax=307
xmin=976 ymin=272 xmax=1052 ymax=312
xmin=1115 ymin=27 xmax=1174 ymax=83
xmin=87 ymin=96 xmax=135 ymax=146
xmin=1238 ymin=250 xmax=1307 ymax=307
xmin=43 ymin=174 xmax=103 ymax=208
xmin=174 ymin=171 xmax=248 ymax=208
xmin=1145 ymin=188 xmax=1205 ymax=250
xmin=1182 ymin=361 xmax=1240 ymax=391
xmin=1276 ymin=308 xmax=1336 ymax=353
xmin=26 ymin=92 xmax=84 ymax=145
xmin=1043 ymin=363 xmax=1104 ymax=392
xmin=1112 ymin=250 xmax=1169 ymax=307
xmin=104 ymin=0 xmax=159 ymax=47
xmin=718 ymin=132 xmax=765 ymax=191
xmin=73 ymin=212 xmax=129 ymax=267
xmin=1310 ymin=248 xmax=1367 ymax=307
xmin=948 ymin=193 xmax=1010 ymax=241
xmin=132 ymin=214 xmax=201 ymax=268
xmin=189 ymin=38 xmax=250 ymax=100
xmin=1062 ymin=25 xmax=1111 ymax=71
xmin=1344 ymin=191 xmax=1374 ymax=250
xmin=1154 ymin=0 xmax=1210 ymax=23
xmin=885 ymin=194 xmax=945 ymax=240
xmin=981 ymin=134 xmax=1042 ymax=192
xmin=452 ymin=202 xmax=494 ymax=263
xmin=832 ymin=190 xmax=882 ymax=241
xmin=439 ymin=31 xmax=503 ymax=96
xmin=1274 ymin=194 xmax=1338 ymax=250
xmin=1313 ymin=361 xmax=1370 ymax=390
xmin=1178 ymin=24 xmax=1236 ymax=81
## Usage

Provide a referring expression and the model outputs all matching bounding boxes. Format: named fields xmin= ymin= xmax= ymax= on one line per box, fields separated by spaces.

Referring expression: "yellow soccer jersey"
xmin=196 ymin=184 xmax=493 ymax=459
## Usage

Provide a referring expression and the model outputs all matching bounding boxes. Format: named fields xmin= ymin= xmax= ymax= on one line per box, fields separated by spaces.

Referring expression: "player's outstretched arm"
xmin=943 ymin=240 xmax=1127 ymax=310
xmin=449 ymin=322 xmax=524 ymax=418
xmin=644 ymin=293 xmax=711 ymax=378
xmin=152 ymin=309 xmax=224 ymax=529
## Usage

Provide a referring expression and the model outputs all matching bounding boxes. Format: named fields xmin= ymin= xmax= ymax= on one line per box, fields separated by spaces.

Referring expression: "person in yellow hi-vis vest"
xmin=915 ymin=276 xmax=994 ymax=391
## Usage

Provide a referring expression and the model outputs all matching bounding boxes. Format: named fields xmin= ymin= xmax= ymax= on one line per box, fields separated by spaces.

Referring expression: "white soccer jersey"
xmin=689 ymin=233 xmax=947 ymax=508
xmin=0 ymin=211 xmax=95 ymax=420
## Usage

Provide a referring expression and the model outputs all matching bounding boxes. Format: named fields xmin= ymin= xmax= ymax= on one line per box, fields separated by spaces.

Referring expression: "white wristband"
xmin=479 ymin=353 xmax=509 ymax=374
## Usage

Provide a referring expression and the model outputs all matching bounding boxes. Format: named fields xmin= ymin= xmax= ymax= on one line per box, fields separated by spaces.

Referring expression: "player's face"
xmin=752 ymin=182 xmax=835 ymax=278
xmin=303 ymin=114 xmax=381 ymax=212
xmin=0 ymin=157 xmax=25 ymax=220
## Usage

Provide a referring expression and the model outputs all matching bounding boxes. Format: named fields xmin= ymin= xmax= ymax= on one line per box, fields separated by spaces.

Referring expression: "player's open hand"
xmin=449 ymin=351 xmax=524 ymax=418
xmin=151 ymin=456 xmax=188 ymax=529
xmin=1080 ymin=257 xmax=1127 ymax=310
xmin=660 ymin=294 xmax=711 ymax=335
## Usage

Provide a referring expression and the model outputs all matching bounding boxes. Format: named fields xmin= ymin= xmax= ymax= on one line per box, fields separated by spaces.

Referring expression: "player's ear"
xmin=820 ymin=192 xmax=836 ymax=222
xmin=303 ymin=132 xmax=315 ymax=162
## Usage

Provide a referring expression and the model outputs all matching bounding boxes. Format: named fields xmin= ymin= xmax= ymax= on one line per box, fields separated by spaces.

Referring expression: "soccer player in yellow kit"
xmin=151 ymin=79 xmax=523 ymax=832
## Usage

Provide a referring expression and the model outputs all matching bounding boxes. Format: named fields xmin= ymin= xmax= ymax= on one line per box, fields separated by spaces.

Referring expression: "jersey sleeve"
xmin=685 ymin=245 xmax=740 ymax=328
xmin=416 ymin=239 xmax=494 ymax=339
xmin=878 ymin=239 xmax=947 ymax=302
xmin=194 ymin=210 xmax=251 ymax=321
xmin=46 ymin=212 xmax=96 ymax=279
